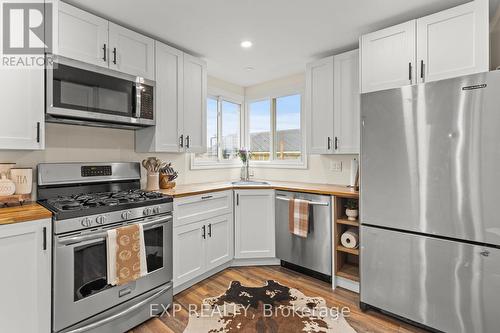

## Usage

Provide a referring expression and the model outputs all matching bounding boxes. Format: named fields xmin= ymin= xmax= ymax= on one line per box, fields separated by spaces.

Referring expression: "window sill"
xmin=191 ymin=155 xmax=308 ymax=170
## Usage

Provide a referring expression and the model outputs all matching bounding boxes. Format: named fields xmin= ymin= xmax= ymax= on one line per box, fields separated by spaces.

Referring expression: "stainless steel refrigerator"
xmin=360 ymin=71 xmax=500 ymax=333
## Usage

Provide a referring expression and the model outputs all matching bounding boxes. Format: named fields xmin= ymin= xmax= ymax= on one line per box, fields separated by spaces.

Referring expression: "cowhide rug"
xmin=184 ymin=280 xmax=357 ymax=332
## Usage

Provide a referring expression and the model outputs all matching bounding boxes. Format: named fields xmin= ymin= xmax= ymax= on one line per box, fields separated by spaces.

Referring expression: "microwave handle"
xmin=134 ymin=82 xmax=142 ymax=118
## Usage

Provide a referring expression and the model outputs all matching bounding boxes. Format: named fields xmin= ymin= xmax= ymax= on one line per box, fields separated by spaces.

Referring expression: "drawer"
xmin=173 ymin=190 xmax=232 ymax=227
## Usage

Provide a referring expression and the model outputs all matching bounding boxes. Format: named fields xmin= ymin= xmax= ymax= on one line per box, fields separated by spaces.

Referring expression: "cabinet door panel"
xmin=361 ymin=20 xmax=416 ymax=93
xmin=417 ymin=0 xmax=488 ymax=82
xmin=206 ymin=214 xmax=234 ymax=270
xmin=0 ymin=219 xmax=51 ymax=333
xmin=334 ymin=50 xmax=360 ymax=154
xmin=173 ymin=221 xmax=206 ymax=286
xmin=183 ymin=54 xmax=207 ymax=153
xmin=307 ymin=56 xmax=334 ymax=154
xmin=0 ymin=67 xmax=44 ymax=149
xmin=136 ymin=42 xmax=183 ymax=152
xmin=58 ymin=2 xmax=108 ymax=67
xmin=234 ymin=190 xmax=275 ymax=259
xmin=109 ymin=23 xmax=155 ymax=80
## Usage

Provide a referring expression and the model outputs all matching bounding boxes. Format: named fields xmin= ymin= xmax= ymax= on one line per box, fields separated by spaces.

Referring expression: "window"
xmin=248 ymin=94 xmax=303 ymax=164
xmin=195 ymin=96 xmax=241 ymax=163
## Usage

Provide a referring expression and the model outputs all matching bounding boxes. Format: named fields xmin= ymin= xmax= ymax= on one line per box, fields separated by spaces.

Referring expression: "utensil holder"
xmin=159 ymin=174 xmax=176 ymax=189
xmin=146 ymin=172 xmax=159 ymax=191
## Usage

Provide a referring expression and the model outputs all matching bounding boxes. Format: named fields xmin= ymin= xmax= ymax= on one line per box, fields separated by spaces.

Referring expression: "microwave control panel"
xmin=141 ymin=85 xmax=154 ymax=120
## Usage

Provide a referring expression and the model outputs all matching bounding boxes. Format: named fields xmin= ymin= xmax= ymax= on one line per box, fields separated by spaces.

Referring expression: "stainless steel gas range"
xmin=37 ymin=162 xmax=173 ymax=333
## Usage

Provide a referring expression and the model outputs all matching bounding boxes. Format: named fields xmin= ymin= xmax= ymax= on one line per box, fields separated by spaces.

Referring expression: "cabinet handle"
xmin=334 ymin=137 xmax=338 ymax=150
xmin=36 ymin=122 xmax=40 ymax=143
xmin=408 ymin=62 xmax=412 ymax=81
xmin=102 ymin=44 xmax=107 ymax=62
xmin=201 ymin=195 xmax=213 ymax=200
xmin=208 ymin=224 xmax=212 ymax=237
xmin=420 ymin=60 xmax=424 ymax=80
xmin=112 ymin=48 xmax=117 ymax=65
xmin=42 ymin=227 xmax=47 ymax=251
xmin=236 ymin=194 xmax=239 ymax=206
xmin=179 ymin=134 xmax=184 ymax=148
xmin=185 ymin=135 xmax=190 ymax=149
xmin=327 ymin=137 xmax=331 ymax=150
xmin=201 ymin=225 xmax=206 ymax=239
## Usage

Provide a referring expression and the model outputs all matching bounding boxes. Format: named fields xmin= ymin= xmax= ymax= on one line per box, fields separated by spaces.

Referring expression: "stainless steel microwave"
xmin=46 ymin=56 xmax=155 ymax=129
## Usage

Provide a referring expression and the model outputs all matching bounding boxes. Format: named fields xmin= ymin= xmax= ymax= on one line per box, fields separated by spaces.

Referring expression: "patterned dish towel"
xmin=107 ymin=224 xmax=147 ymax=286
xmin=288 ymin=198 xmax=310 ymax=238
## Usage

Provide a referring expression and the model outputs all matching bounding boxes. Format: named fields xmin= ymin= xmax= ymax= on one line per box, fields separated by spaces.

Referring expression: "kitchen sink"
xmin=231 ymin=181 xmax=270 ymax=186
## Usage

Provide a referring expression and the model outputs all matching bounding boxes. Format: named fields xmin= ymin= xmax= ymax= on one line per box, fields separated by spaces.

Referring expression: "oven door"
xmin=53 ymin=214 xmax=172 ymax=333
xmin=46 ymin=56 xmax=155 ymax=127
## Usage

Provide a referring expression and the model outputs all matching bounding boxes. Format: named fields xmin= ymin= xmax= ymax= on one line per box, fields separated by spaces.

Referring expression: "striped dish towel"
xmin=288 ymin=198 xmax=310 ymax=238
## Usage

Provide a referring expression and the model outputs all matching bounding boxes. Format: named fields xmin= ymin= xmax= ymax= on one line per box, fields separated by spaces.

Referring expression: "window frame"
xmin=191 ymin=89 xmax=244 ymax=169
xmin=245 ymin=92 xmax=307 ymax=169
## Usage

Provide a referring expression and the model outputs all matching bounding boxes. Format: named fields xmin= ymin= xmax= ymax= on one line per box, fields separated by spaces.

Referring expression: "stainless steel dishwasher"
xmin=275 ymin=191 xmax=332 ymax=279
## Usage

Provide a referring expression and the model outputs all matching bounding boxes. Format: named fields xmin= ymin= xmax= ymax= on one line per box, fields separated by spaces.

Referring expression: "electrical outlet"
xmin=330 ymin=161 xmax=342 ymax=172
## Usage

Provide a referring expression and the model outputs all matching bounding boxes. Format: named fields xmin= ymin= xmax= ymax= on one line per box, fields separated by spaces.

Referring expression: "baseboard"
xmin=173 ymin=261 xmax=232 ymax=295
xmin=334 ymin=275 xmax=360 ymax=293
xmin=231 ymin=257 xmax=281 ymax=266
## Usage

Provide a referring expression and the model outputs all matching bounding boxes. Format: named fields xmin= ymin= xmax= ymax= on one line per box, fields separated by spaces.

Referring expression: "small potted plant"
xmin=237 ymin=148 xmax=252 ymax=181
xmin=345 ymin=199 xmax=359 ymax=221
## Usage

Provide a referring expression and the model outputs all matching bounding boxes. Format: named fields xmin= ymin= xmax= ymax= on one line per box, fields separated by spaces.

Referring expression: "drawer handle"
xmin=201 ymin=195 xmax=213 ymax=200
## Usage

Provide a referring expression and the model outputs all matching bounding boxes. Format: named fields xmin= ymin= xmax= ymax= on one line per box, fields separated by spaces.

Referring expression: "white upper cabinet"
xmin=360 ymin=20 xmax=416 ymax=93
xmin=306 ymin=56 xmax=334 ymax=154
xmin=361 ymin=0 xmax=489 ymax=93
xmin=234 ymin=190 xmax=275 ymax=259
xmin=0 ymin=219 xmax=51 ymax=333
xmin=306 ymin=50 xmax=360 ymax=155
xmin=183 ymin=53 xmax=207 ymax=154
xmin=334 ymin=50 xmax=360 ymax=154
xmin=416 ymin=0 xmax=488 ymax=83
xmin=108 ymin=23 xmax=155 ymax=80
xmin=0 ymin=68 xmax=44 ymax=150
xmin=136 ymin=42 xmax=184 ymax=152
xmin=57 ymin=2 xmax=109 ymax=67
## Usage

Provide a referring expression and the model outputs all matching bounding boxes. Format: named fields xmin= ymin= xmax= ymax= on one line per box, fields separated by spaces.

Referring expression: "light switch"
xmin=330 ymin=161 xmax=342 ymax=172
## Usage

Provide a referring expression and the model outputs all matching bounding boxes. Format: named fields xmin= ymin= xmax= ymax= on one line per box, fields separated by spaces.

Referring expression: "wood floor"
xmin=130 ymin=266 xmax=428 ymax=333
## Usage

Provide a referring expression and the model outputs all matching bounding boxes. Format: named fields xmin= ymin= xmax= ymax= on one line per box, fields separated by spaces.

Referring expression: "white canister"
xmin=0 ymin=174 xmax=16 ymax=196
xmin=10 ymin=168 xmax=33 ymax=195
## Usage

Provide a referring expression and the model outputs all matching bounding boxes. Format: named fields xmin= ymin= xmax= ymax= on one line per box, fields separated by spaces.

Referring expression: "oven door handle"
xmin=57 ymin=214 xmax=172 ymax=246
xmin=63 ymin=283 xmax=172 ymax=333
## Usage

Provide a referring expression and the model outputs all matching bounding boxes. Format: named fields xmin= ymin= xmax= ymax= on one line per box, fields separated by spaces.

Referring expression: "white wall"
xmin=244 ymin=73 xmax=357 ymax=185
xmin=0 ymin=74 xmax=356 ymax=190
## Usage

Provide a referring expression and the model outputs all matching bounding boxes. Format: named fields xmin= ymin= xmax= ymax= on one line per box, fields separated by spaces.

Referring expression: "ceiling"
xmin=67 ymin=0 xmax=499 ymax=87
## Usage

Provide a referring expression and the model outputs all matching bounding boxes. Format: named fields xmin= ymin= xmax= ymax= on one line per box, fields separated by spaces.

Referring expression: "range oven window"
xmin=73 ymin=226 xmax=164 ymax=302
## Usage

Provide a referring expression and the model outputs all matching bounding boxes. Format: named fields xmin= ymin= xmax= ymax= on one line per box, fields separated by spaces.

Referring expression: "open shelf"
xmin=336 ymin=217 xmax=359 ymax=227
xmin=337 ymin=263 xmax=359 ymax=282
xmin=337 ymin=245 xmax=359 ymax=255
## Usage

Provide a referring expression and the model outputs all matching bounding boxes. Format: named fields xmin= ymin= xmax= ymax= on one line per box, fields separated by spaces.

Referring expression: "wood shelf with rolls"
xmin=333 ymin=196 xmax=360 ymax=287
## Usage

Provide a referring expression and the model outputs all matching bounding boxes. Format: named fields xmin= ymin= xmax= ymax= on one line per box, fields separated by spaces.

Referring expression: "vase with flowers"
xmin=237 ymin=148 xmax=252 ymax=181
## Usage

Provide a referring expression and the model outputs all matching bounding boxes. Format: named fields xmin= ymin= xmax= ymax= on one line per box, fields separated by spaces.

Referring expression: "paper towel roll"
xmin=349 ymin=158 xmax=359 ymax=187
xmin=341 ymin=228 xmax=359 ymax=249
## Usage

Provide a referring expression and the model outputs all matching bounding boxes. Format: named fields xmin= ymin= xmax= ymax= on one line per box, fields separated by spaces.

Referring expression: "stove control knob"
xmin=143 ymin=207 xmax=153 ymax=216
xmin=95 ymin=215 xmax=106 ymax=224
xmin=153 ymin=206 xmax=160 ymax=214
xmin=80 ymin=218 xmax=92 ymax=227
xmin=121 ymin=211 xmax=132 ymax=220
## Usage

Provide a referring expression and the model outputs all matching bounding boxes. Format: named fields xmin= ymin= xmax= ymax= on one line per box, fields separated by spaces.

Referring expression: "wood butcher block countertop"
xmin=159 ymin=180 xmax=359 ymax=198
xmin=0 ymin=203 xmax=52 ymax=226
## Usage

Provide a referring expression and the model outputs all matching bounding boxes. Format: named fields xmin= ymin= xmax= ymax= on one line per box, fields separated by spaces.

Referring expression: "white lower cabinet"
xmin=172 ymin=191 xmax=234 ymax=289
xmin=234 ymin=190 xmax=275 ymax=259
xmin=0 ymin=219 xmax=51 ymax=333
